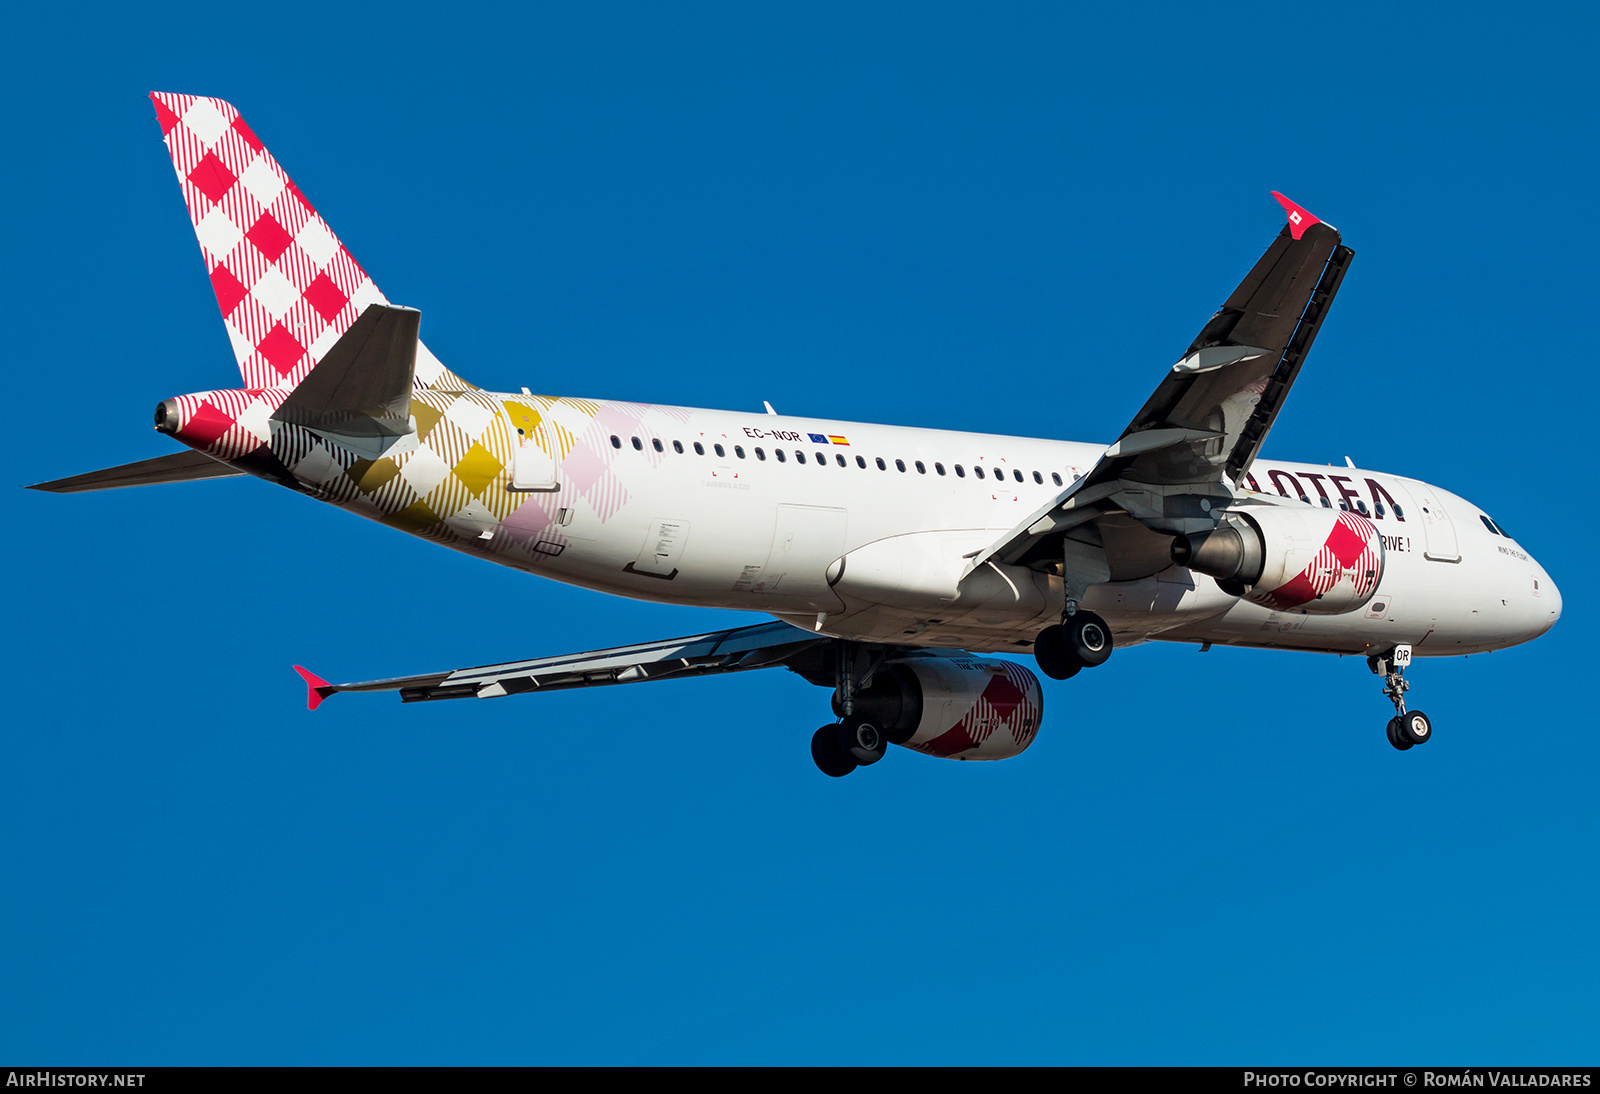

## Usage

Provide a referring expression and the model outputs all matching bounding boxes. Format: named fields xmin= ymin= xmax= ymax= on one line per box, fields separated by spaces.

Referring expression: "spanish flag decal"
xmin=828 ymin=435 xmax=850 ymax=446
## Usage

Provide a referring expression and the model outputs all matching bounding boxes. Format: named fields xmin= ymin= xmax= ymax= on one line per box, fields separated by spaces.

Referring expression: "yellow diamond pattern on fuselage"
xmin=454 ymin=440 xmax=505 ymax=497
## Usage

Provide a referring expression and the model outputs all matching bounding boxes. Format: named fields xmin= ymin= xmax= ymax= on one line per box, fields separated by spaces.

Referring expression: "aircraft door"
xmin=506 ymin=401 xmax=560 ymax=492
xmin=511 ymin=421 xmax=559 ymax=491
xmin=1395 ymin=481 xmax=1461 ymax=562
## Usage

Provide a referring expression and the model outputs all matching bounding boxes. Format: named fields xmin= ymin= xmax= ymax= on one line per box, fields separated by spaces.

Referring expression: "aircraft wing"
xmin=974 ymin=194 xmax=1354 ymax=575
xmin=294 ymin=620 xmax=827 ymax=709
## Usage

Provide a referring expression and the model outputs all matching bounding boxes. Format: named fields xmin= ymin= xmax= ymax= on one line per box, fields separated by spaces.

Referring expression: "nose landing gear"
xmin=1369 ymin=644 xmax=1431 ymax=751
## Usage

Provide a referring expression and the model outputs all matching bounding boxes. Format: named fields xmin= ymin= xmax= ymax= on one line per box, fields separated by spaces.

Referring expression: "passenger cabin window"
xmin=1013 ymin=469 xmax=1023 ymax=483
xmin=610 ymin=435 xmax=622 ymax=449
xmin=895 ymin=459 xmax=906 ymax=472
xmin=856 ymin=456 xmax=867 ymax=469
xmin=975 ymin=466 xmax=986 ymax=480
xmin=794 ymin=451 xmax=805 ymax=464
xmin=652 ymin=438 xmax=664 ymax=453
xmin=694 ymin=441 xmax=705 ymax=455
xmin=955 ymin=465 xmax=966 ymax=478
xmin=1320 ymin=497 xmax=1331 ymax=508
xmin=1338 ymin=500 xmax=1349 ymax=511
xmin=714 ymin=444 xmax=725 ymax=457
xmin=735 ymin=446 xmax=746 ymax=459
xmin=1051 ymin=472 xmax=1062 ymax=486
xmin=631 ymin=436 xmax=643 ymax=451
xmin=775 ymin=449 xmax=786 ymax=463
xmin=936 ymin=463 xmax=947 ymax=476
xmin=672 ymin=440 xmax=684 ymax=454
xmin=836 ymin=454 xmax=847 ymax=467
xmin=1356 ymin=500 xmax=1369 ymax=516
xmin=755 ymin=447 xmax=766 ymax=460
xmin=915 ymin=461 xmax=926 ymax=474
xmin=1033 ymin=471 xmax=1043 ymax=484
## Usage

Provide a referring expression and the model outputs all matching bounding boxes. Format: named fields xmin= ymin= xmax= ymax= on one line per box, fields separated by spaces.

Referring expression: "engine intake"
xmin=1172 ymin=506 xmax=1384 ymax=614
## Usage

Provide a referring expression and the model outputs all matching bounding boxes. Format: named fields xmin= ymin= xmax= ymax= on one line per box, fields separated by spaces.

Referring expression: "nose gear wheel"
xmin=1370 ymin=645 xmax=1432 ymax=751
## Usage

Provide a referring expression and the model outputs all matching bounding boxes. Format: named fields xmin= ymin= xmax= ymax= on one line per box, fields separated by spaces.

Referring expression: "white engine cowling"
xmin=1172 ymin=505 xmax=1384 ymax=615
xmin=840 ymin=655 xmax=1044 ymax=761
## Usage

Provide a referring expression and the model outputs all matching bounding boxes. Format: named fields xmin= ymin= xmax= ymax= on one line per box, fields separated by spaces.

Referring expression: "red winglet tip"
xmin=292 ymin=665 xmax=333 ymax=711
xmin=1271 ymin=191 xmax=1321 ymax=240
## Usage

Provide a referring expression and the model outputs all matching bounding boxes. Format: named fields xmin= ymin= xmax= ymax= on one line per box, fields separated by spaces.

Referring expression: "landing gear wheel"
xmin=1385 ymin=716 xmax=1413 ymax=752
xmin=1395 ymin=710 xmax=1432 ymax=746
xmin=839 ymin=716 xmax=887 ymax=766
xmin=1066 ymin=611 xmax=1113 ymax=668
xmin=811 ymin=724 xmax=857 ymax=777
xmin=1033 ymin=624 xmax=1082 ymax=680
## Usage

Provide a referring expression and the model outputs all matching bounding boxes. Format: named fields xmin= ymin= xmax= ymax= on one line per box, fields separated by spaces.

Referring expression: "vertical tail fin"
xmin=150 ymin=92 xmax=467 ymax=392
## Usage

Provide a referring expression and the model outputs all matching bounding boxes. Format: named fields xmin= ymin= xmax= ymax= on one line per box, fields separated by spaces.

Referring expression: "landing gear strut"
xmin=1034 ymin=607 xmax=1113 ymax=681
xmin=1369 ymin=643 xmax=1432 ymax=751
xmin=811 ymin=641 xmax=892 ymax=777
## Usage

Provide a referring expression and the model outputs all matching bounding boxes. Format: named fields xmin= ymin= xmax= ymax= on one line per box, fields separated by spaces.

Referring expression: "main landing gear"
xmin=1369 ymin=643 xmax=1432 ymax=751
xmin=811 ymin=717 xmax=886 ymax=778
xmin=1033 ymin=607 xmax=1113 ymax=681
xmin=812 ymin=640 xmax=907 ymax=778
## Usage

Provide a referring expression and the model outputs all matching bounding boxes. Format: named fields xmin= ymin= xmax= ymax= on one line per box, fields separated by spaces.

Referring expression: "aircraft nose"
xmin=1531 ymin=567 xmax=1561 ymax=637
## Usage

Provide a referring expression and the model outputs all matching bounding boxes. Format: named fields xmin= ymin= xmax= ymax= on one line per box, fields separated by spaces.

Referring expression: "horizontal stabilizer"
xmin=28 ymin=450 xmax=244 ymax=493
xmin=272 ymin=304 xmax=420 ymax=438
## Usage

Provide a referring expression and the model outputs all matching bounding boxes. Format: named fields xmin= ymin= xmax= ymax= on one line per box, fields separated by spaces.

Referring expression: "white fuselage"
xmin=368 ymin=397 xmax=1559 ymax=661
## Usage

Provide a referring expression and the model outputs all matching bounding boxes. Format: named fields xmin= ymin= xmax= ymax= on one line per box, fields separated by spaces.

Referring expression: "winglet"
xmin=1271 ymin=192 xmax=1322 ymax=240
xmin=292 ymin=665 xmax=335 ymax=711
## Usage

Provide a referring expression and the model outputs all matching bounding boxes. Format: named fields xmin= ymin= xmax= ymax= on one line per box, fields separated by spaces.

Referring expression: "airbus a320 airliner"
xmin=32 ymin=94 xmax=1562 ymax=775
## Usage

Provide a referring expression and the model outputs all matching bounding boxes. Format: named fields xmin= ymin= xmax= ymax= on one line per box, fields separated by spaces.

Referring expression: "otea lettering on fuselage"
xmin=1245 ymin=468 xmax=1406 ymax=524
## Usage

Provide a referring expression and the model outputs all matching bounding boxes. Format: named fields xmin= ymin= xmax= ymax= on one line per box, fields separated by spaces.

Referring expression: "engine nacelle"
xmin=1171 ymin=505 xmax=1384 ymax=614
xmin=835 ymin=656 xmax=1044 ymax=761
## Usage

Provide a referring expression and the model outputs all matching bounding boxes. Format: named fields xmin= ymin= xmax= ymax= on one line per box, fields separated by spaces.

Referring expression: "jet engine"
xmin=835 ymin=656 xmax=1044 ymax=761
xmin=1171 ymin=505 xmax=1384 ymax=614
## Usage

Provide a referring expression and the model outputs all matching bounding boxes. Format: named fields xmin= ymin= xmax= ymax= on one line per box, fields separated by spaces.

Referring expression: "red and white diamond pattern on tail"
xmin=152 ymin=93 xmax=382 ymax=390
xmin=151 ymin=93 xmax=468 ymax=394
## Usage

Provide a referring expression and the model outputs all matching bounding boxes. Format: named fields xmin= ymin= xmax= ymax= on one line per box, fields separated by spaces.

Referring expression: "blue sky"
xmin=3 ymin=1 xmax=1595 ymax=1064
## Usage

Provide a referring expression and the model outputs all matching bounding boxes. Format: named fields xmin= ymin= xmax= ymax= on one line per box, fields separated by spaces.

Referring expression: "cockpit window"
xmin=1479 ymin=515 xmax=1499 ymax=535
